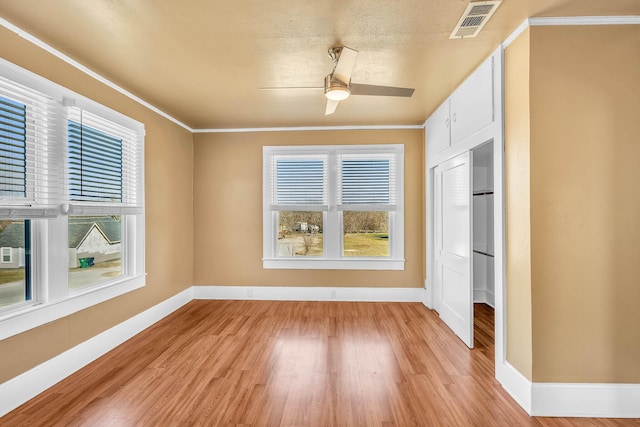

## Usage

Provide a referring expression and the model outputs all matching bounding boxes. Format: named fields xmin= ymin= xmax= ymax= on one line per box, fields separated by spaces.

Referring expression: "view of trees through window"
xmin=277 ymin=211 xmax=323 ymax=256
xmin=343 ymin=211 xmax=389 ymax=257
xmin=276 ymin=211 xmax=389 ymax=257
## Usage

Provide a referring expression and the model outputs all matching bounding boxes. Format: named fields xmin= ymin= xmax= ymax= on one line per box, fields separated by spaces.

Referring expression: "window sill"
xmin=262 ymin=258 xmax=405 ymax=270
xmin=0 ymin=274 xmax=146 ymax=341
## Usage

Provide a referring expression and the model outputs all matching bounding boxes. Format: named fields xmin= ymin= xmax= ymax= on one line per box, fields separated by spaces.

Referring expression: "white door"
xmin=434 ymin=151 xmax=473 ymax=348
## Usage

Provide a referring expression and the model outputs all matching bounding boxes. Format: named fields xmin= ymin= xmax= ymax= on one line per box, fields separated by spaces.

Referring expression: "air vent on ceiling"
xmin=450 ymin=0 xmax=502 ymax=39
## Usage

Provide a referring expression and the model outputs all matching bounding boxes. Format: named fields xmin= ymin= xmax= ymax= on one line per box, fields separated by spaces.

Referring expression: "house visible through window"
xmin=263 ymin=144 xmax=404 ymax=270
xmin=0 ymin=58 xmax=145 ymax=339
xmin=68 ymin=215 xmax=122 ymax=289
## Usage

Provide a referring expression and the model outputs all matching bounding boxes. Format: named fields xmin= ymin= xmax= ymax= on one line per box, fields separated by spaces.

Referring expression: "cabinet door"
xmin=426 ymin=99 xmax=450 ymax=157
xmin=450 ymin=57 xmax=494 ymax=145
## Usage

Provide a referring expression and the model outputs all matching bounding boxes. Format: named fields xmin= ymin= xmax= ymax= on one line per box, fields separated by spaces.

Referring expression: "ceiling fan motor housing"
xmin=324 ymin=74 xmax=350 ymax=100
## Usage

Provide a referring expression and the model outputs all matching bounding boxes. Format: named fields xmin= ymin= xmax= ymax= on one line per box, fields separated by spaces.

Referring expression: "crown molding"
xmin=530 ymin=16 xmax=640 ymax=26
xmin=192 ymin=124 xmax=424 ymax=133
xmin=504 ymin=16 xmax=640 ymax=48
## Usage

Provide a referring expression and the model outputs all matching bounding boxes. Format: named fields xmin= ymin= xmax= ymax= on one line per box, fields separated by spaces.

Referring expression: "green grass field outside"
xmin=0 ymin=268 xmax=25 ymax=285
xmin=343 ymin=233 xmax=389 ymax=257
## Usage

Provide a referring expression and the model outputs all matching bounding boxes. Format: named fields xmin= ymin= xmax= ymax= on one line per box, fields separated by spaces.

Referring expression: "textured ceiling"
xmin=0 ymin=0 xmax=638 ymax=129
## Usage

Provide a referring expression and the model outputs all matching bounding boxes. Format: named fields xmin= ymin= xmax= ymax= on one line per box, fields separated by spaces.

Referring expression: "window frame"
xmin=263 ymin=144 xmax=404 ymax=270
xmin=0 ymin=57 xmax=145 ymax=341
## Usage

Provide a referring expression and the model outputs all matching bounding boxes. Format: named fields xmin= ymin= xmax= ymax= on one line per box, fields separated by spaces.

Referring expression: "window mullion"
xmin=325 ymin=152 xmax=340 ymax=259
xmin=45 ymin=215 xmax=69 ymax=301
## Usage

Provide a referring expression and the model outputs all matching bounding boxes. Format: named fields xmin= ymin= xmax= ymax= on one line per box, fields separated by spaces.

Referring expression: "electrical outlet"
xmin=330 ymin=290 xmax=337 ymax=299
xmin=247 ymin=289 xmax=254 ymax=298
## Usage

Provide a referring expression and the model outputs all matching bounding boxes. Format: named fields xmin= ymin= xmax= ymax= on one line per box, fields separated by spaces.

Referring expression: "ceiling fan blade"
xmin=259 ymin=87 xmax=323 ymax=91
xmin=332 ymin=47 xmax=358 ymax=85
xmin=325 ymin=99 xmax=339 ymax=115
xmin=350 ymin=83 xmax=415 ymax=97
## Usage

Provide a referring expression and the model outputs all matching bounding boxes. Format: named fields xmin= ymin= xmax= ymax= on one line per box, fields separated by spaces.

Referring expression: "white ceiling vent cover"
xmin=450 ymin=1 xmax=502 ymax=39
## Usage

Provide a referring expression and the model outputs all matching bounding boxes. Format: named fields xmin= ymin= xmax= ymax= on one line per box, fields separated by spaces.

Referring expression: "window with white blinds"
xmin=0 ymin=76 xmax=61 ymax=218
xmin=66 ymin=107 xmax=144 ymax=215
xmin=0 ymin=57 xmax=146 ymax=335
xmin=269 ymin=155 xmax=328 ymax=211
xmin=263 ymin=144 xmax=404 ymax=270
xmin=338 ymin=153 xmax=398 ymax=211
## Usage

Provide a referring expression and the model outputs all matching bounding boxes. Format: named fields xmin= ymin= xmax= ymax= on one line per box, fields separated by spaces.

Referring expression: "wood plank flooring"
xmin=2 ymin=301 xmax=638 ymax=426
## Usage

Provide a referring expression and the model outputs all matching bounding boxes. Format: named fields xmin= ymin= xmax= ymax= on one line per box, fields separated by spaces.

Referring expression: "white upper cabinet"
xmin=426 ymin=99 xmax=450 ymax=156
xmin=450 ymin=57 xmax=494 ymax=145
xmin=425 ymin=54 xmax=495 ymax=161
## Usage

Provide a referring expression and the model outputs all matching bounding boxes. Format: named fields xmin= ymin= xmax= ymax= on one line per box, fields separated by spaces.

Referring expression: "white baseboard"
xmin=423 ymin=280 xmax=433 ymax=309
xmin=496 ymin=360 xmax=640 ymax=418
xmin=193 ymin=285 xmax=426 ymax=302
xmin=496 ymin=360 xmax=532 ymax=415
xmin=532 ymin=382 xmax=640 ymax=418
xmin=0 ymin=287 xmax=193 ymax=418
xmin=473 ymin=289 xmax=495 ymax=308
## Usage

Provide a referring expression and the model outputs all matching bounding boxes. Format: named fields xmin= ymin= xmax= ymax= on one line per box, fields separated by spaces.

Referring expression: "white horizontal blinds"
xmin=0 ymin=96 xmax=26 ymax=198
xmin=338 ymin=152 xmax=398 ymax=211
xmin=66 ymin=107 xmax=143 ymax=215
xmin=270 ymin=154 xmax=328 ymax=211
xmin=0 ymin=75 xmax=61 ymax=218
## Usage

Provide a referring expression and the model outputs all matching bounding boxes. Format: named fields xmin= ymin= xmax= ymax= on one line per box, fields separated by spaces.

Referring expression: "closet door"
xmin=434 ymin=151 xmax=473 ymax=348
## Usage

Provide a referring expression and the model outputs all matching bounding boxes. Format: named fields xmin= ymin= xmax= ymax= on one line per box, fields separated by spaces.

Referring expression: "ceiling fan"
xmin=261 ymin=46 xmax=415 ymax=115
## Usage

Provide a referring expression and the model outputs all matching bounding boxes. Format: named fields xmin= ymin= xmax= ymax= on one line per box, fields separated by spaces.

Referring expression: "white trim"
xmin=263 ymin=258 xmax=405 ymax=270
xmin=530 ymin=16 xmax=640 ymax=26
xmin=503 ymin=16 xmax=640 ymax=49
xmin=193 ymin=285 xmax=426 ymax=302
xmin=192 ymin=124 xmax=424 ymax=133
xmin=532 ymin=383 xmax=640 ymax=418
xmin=423 ymin=279 xmax=433 ymax=308
xmin=0 ymin=274 xmax=146 ymax=341
xmin=0 ymin=17 xmax=193 ymax=133
xmin=473 ymin=289 xmax=495 ymax=307
xmin=502 ymin=19 xmax=531 ymax=48
xmin=496 ymin=361 xmax=532 ymax=415
xmin=0 ymin=287 xmax=193 ymax=418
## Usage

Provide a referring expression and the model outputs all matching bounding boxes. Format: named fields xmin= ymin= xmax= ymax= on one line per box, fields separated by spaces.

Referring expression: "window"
xmin=0 ymin=58 xmax=145 ymax=340
xmin=1 ymin=246 xmax=11 ymax=263
xmin=65 ymin=107 xmax=142 ymax=291
xmin=263 ymin=145 xmax=404 ymax=270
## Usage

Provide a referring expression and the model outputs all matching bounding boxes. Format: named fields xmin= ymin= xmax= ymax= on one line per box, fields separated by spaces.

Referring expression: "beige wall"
xmin=0 ymin=27 xmax=194 ymax=383
xmin=193 ymin=130 xmax=424 ymax=288
xmin=505 ymin=25 xmax=640 ymax=383
xmin=528 ymin=25 xmax=640 ymax=383
xmin=504 ymin=28 xmax=533 ymax=380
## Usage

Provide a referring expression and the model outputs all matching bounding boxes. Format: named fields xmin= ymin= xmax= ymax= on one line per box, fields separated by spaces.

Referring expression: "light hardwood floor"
xmin=1 ymin=300 xmax=638 ymax=426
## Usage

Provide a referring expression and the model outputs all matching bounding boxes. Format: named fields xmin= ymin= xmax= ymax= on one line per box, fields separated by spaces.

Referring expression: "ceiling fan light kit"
xmin=324 ymin=74 xmax=350 ymax=101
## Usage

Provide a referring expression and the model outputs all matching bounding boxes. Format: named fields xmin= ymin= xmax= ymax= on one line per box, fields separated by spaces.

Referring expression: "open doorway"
xmin=431 ymin=140 xmax=496 ymax=350
xmin=472 ymin=141 xmax=495 ymax=349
